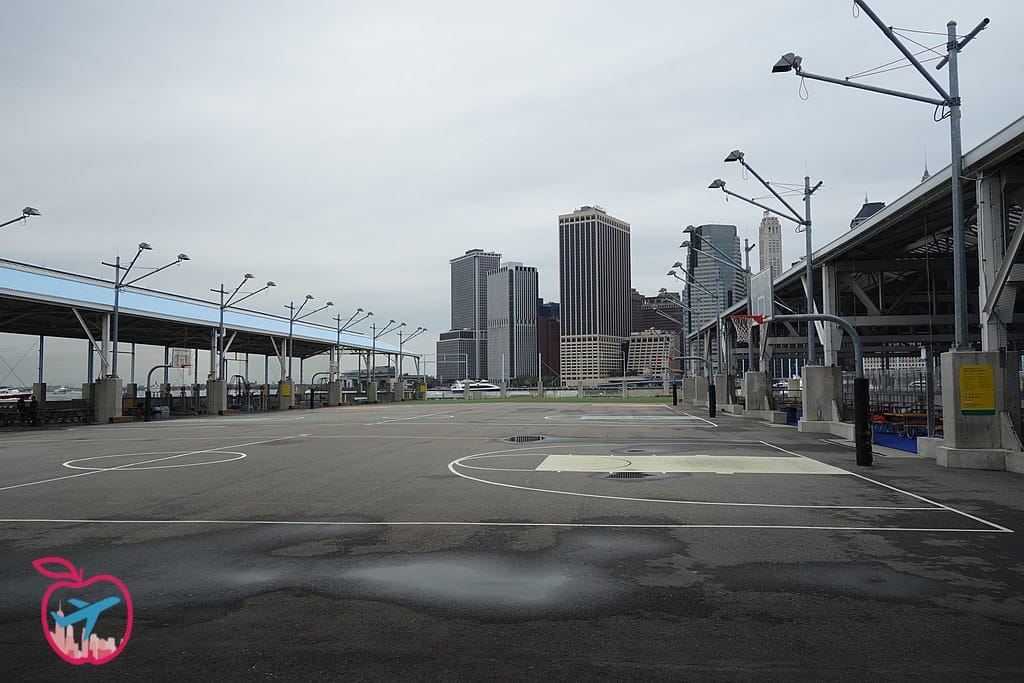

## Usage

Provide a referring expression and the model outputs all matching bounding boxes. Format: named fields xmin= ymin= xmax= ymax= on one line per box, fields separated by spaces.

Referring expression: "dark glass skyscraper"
xmin=437 ymin=248 xmax=501 ymax=380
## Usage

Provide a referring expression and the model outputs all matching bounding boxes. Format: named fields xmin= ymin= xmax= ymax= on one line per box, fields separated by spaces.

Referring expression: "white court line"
xmin=448 ymin=446 xmax=938 ymax=510
xmin=758 ymin=440 xmax=1014 ymax=534
xmin=0 ymin=518 xmax=1009 ymax=533
xmin=0 ymin=435 xmax=295 ymax=493
xmin=365 ymin=410 xmax=456 ymax=426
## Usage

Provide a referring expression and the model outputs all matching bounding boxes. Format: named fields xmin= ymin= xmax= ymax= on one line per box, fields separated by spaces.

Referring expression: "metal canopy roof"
xmin=0 ymin=259 xmax=407 ymax=359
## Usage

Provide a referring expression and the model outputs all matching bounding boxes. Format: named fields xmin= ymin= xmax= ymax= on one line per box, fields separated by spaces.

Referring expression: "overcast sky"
xmin=2 ymin=1 xmax=1023 ymax=385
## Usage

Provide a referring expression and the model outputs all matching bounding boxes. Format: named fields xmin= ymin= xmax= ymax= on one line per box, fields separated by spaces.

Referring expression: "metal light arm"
xmin=736 ymin=160 xmax=804 ymax=224
xmin=405 ymin=327 xmax=428 ymax=343
xmin=648 ymin=306 xmax=685 ymax=327
xmin=374 ymin=320 xmax=400 ymax=339
xmin=715 ymin=186 xmax=803 ymax=226
xmin=936 ymin=17 xmax=989 ymax=70
xmin=686 ymin=243 xmax=744 ymax=273
xmin=0 ymin=207 xmax=41 ymax=230
xmin=228 ymin=282 xmax=275 ymax=308
xmin=794 ymin=65 xmax=945 ymax=106
xmin=338 ymin=308 xmax=364 ymax=333
xmin=123 ymin=255 xmax=188 ymax=287
xmin=683 ymin=232 xmax=745 ymax=270
xmin=852 ymin=0 xmax=951 ymax=99
xmin=668 ymin=269 xmax=717 ymax=300
xmin=296 ymin=302 xmax=333 ymax=321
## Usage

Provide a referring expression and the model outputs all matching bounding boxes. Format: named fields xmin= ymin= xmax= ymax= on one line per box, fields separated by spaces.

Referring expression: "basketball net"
xmin=727 ymin=315 xmax=761 ymax=345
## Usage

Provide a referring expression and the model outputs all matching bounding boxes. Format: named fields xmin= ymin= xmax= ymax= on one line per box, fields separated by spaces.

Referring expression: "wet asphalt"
xmin=0 ymin=401 xmax=1022 ymax=681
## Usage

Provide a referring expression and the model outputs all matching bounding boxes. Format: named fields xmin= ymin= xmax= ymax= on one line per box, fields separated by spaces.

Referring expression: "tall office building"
xmin=558 ymin=206 xmax=631 ymax=384
xmin=758 ymin=211 xmax=783 ymax=278
xmin=685 ymin=224 xmax=746 ymax=338
xmin=537 ymin=299 xmax=560 ymax=378
xmin=436 ymin=248 xmax=501 ymax=381
xmin=486 ymin=262 xmax=539 ymax=382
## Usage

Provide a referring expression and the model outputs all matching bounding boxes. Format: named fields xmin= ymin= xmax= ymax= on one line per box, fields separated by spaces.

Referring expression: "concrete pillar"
xmin=81 ymin=383 xmax=93 ymax=403
xmin=32 ymin=382 xmax=47 ymax=404
xmin=821 ymin=264 xmax=844 ymax=366
xmin=693 ymin=376 xmax=709 ymax=405
xmin=977 ymin=174 xmax=1011 ymax=351
xmin=93 ymin=377 xmax=122 ymax=423
xmin=680 ymin=377 xmax=696 ymax=404
xmin=327 ymin=380 xmax=342 ymax=407
xmin=367 ymin=382 xmax=378 ymax=403
xmin=500 ymin=381 xmax=507 ymax=399
xmin=278 ymin=380 xmax=294 ymax=410
xmin=930 ymin=350 xmax=1023 ymax=471
xmin=208 ymin=379 xmax=228 ymax=414
xmin=799 ymin=365 xmax=843 ymax=425
xmin=742 ymin=371 xmax=769 ymax=411
xmin=714 ymin=374 xmax=730 ymax=407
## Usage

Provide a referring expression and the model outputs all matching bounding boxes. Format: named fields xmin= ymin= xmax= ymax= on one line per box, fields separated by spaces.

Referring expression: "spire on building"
xmin=921 ymin=149 xmax=930 ymax=182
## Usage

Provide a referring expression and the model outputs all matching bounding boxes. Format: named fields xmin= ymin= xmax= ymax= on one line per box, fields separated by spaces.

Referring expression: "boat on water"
xmin=450 ymin=379 xmax=501 ymax=393
xmin=0 ymin=387 xmax=33 ymax=402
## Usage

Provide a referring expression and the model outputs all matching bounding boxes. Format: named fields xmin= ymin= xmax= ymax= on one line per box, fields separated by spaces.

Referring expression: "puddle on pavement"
xmin=714 ymin=561 xmax=950 ymax=601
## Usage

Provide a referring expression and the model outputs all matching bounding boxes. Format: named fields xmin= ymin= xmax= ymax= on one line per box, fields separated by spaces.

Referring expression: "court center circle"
xmin=63 ymin=451 xmax=248 ymax=471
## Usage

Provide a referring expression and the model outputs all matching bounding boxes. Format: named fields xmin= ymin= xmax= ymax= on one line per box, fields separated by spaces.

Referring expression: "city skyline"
xmin=1 ymin=1 xmax=1021 ymax=384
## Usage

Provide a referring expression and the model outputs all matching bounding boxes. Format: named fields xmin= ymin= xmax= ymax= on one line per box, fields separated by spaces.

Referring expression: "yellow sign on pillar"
xmin=281 ymin=382 xmax=292 ymax=397
xmin=959 ymin=364 xmax=995 ymax=415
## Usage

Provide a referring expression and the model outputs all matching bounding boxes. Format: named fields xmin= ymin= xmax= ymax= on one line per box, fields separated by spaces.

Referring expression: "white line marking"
xmin=62 ymin=451 xmax=248 ymax=471
xmin=448 ymin=446 xmax=938 ymax=510
xmin=757 ymin=440 xmax=1014 ymax=533
xmin=0 ymin=518 xmax=1009 ymax=532
xmin=365 ymin=410 xmax=456 ymax=426
xmin=0 ymin=436 xmax=294 ymax=492
xmin=680 ymin=411 xmax=718 ymax=428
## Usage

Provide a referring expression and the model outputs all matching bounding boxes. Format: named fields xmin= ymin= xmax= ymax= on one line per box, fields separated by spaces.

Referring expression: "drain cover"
xmin=505 ymin=435 xmax=546 ymax=443
xmin=605 ymin=471 xmax=651 ymax=479
xmin=624 ymin=448 xmax=646 ymax=453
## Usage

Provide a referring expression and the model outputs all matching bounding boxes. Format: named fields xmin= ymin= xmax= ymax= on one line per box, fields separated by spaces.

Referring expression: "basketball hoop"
xmin=170 ymin=348 xmax=192 ymax=369
xmin=727 ymin=315 xmax=763 ymax=344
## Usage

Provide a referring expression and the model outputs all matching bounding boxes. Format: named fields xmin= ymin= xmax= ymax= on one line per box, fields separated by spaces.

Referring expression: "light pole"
xmin=397 ymin=326 xmax=427 ymax=383
xmin=286 ymin=295 xmax=333 ymax=380
xmin=103 ymin=244 xmax=189 ymax=378
xmin=771 ymin=1 xmax=988 ymax=350
xmin=370 ymin=319 xmax=401 ymax=388
xmin=213 ymin=274 xmax=275 ymax=380
xmin=681 ymin=235 xmax=756 ymax=370
xmin=333 ymin=308 xmax=372 ymax=381
xmin=668 ymin=267 xmax=722 ymax=374
xmin=710 ymin=149 xmax=821 ymax=363
xmin=0 ymin=206 xmax=41 ymax=230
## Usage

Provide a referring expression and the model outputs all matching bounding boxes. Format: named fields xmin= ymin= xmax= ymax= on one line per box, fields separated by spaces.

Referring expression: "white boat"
xmin=450 ymin=379 xmax=501 ymax=393
xmin=0 ymin=387 xmax=33 ymax=402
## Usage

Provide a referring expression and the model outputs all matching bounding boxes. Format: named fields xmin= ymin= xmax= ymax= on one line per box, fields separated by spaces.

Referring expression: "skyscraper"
xmin=486 ymin=262 xmax=538 ymax=382
xmin=758 ymin=211 xmax=783 ymax=277
xmin=558 ymin=206 xmax=631 ymax=384
xmin=436 ymin=248 xmax=501 ymax=381
xmin=537 ymin=299 xmax=560 ymax=378
xmin=685 ymin=224 xmax=745 ymax=337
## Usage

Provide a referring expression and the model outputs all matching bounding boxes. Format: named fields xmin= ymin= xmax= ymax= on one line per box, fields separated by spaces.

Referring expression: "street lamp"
xmin=682 ymin=235 xmax=757 ymax=369
xmin=771 ymin=0 xmax=988 ymax=349
xmin=0 ymin=206 xmax=41 ymax=230
xmin=668 ymin=268 xmax=723 ymax=374
xmin=370 ymin=320 xmax=402 ymax=387
xmin=710 ymin=149 xmax=822 ymax=364
xmin=286 ymin=295 xmax=333 ymax=380
xmin=212 ymin=274 xmax=275 ymax=380
xmin=103 ymin=243 xmax=190 ymax=378
xmin=332 ymin=308 xmax=373 ymax=380
xmin=397 ymin=326 xmax=427 ymax=384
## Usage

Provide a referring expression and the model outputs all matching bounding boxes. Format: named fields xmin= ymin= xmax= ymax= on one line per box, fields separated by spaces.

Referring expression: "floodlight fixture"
xmin=23 ymin=207 xmax=40 ymax=216
xmin=138 ymin=242 xmax=152 ymax=251
xmin=244 ymin=273 xmax=254 ymax=279
xmin=267 ymin=281 xmax=276 ymax=287
xmin=672 ymin=261 xmax=683 ymax=268
xmin=177 ymin=253 xmax=190 ymax=261
xmin=708 ymin=179 xmax=726 ymax=189
xmin=724 ymin=150 xmax=745 ymax=163
xmin=772 ymin=52 xmax=801 ymax=74
xmin=680 ymin=240 xmax=691 ymax=248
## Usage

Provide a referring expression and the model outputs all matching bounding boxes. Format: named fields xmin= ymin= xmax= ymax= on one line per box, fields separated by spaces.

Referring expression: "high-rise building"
xmin=626 ymin=328 xmax=680 ymax=379
xmin=558 ymin=206 xmax=631 ymax=384
xmin=685 ymin=224 xmax=746 ymax=339
xmin=437 ymin=248 xmax=501 ymax=380
xmin=758 ymin=211 xmax=783 ymax=277
xmin=537 ymin=299 xmax=560 ymax=378
xmin=486 ymin=262 xmax=538 ymax=382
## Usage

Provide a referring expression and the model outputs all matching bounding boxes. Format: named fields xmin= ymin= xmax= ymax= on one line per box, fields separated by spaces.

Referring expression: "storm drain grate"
xmin=605 ymin=471 xmax=652 ymax=479
xmin=505 ymin=435 xmax=546 ymax=443
xmin=624 ymin=448 xmax=646 ymax=453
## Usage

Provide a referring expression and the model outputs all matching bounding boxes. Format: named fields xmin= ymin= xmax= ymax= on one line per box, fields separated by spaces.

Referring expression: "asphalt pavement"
xmin=1 ymin=401 xmax=1022 ymax=680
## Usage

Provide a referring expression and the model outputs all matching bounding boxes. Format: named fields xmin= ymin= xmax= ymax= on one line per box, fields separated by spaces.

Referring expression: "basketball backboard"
xmin=749 ymin=267 xmax=775 ymax=323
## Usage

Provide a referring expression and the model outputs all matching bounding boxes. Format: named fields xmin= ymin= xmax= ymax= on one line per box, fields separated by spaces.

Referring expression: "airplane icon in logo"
xmin=52 ymin=597 xmax=121 ymax=641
